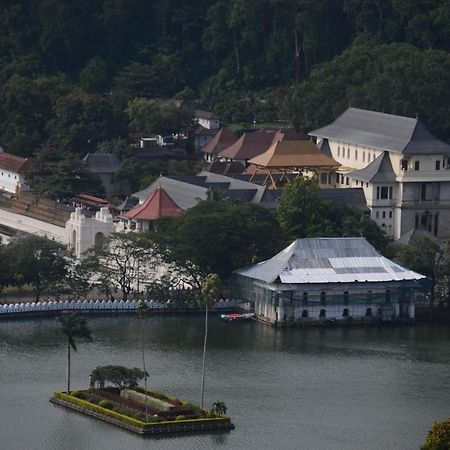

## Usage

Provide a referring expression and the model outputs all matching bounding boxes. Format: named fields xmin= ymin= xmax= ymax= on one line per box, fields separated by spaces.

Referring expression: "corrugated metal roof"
xmin=235 ymin=237 xmax=425 ymax=284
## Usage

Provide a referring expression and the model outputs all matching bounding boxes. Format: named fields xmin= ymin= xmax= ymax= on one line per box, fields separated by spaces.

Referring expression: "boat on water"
xmin=219 ymin=312 xmax=255 ymax=322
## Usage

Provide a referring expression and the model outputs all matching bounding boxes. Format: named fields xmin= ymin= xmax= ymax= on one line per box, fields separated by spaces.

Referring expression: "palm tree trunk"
xmin=200 ymin=301 xmax=208 ymax=408
xmin=141 ymin=321 xmax=148 ymax=422
xmin=67 ymin=341 xmax=71 ymax=394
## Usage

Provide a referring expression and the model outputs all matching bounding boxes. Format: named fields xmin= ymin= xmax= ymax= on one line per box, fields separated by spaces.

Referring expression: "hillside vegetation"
xmin=2 ymin=0 xmax=450 ymax=157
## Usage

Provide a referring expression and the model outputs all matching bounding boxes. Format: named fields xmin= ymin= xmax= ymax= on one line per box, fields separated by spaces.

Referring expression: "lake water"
xmin=0 ymin=316 xmax=449 ymax=450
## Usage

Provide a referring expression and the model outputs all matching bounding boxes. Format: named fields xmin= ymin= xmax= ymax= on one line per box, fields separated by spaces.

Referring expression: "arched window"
xmin=363 ymin=151 xmax=366 ymax=162
xmin=355 ymin=150 xmax=358 ymax=160
xmin=301 ymin=309 xmax=308 ymax=318
xmin=94 ymin=232 xmax=105 ymax=249
xmin=343 ymin=308 xmax=349 ymax=317
xmin=337 ymin=146 xmax=340 ymax=157
xmin=347 ymin=148 xmax=350 ymax=159
xmin=319 ymin=309 xmax=326 ymax=318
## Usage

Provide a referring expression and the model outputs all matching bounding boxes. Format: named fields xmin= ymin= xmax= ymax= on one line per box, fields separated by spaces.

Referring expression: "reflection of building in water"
xmin=65 ymin=207 xmax=114 ymax=258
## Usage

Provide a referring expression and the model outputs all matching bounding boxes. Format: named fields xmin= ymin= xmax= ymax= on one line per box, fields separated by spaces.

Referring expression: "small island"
xmin=50 ymin=365 xmax=234 ymax=435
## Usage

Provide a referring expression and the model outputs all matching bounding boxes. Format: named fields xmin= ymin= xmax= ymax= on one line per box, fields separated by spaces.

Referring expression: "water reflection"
xmin=0 ymin=316 xmax=449 ymax=450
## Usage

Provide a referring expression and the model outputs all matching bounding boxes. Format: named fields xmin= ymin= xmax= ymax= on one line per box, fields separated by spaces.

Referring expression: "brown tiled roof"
xmin=272 ymin=129 xmax=308 ymax=143
xmin=125 ymin=186 xmax=184 ymax=221
xmin=248 ymin=140 xmax=340 ymax=168
xmin=204 ymin=161 xmax=245 ymax=175
xmin=0 ymin=152 xmax=29 ymax=173
xmin=202 ymin=128 xmax=237 ymax=155
xmin=218 ymin=131 xmax=276 ymax=160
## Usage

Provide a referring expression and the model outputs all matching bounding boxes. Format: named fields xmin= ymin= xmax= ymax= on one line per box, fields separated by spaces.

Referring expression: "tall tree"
xmin=58 ymin=312 xmax=92 ymax=394
xmin=200 ymin=273 xmax=220 ymax=408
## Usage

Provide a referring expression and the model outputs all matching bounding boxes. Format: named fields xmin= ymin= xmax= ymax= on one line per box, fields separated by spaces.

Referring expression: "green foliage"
xmin=58 ymin=313 xmax=92 ymax=353
xmin=292 ymin=41 xmax=450 ymax=140
xmin=175 ymin=415 xmax=186 ymax=421
xmin=277 ymin=178 xmax=388 ymax=251
xmin=90 ymin=366 xmax=147 ymax=390
xmin=2 ymin=235 xmax=68 ymax=298
xmin=151 ymin=199 xmax=284 ymax=280
xmin=26 ymin=144 xmax=104 ymax=199
xmin=98 ymin=400 xmax=114 ymax=410
xmin=422 ymin=418 xmax=450 ymax=450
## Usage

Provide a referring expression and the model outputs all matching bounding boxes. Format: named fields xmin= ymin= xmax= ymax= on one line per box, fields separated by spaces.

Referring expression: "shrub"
xmin=134 ymin=412 xmax=145 ymax=421
xmin=121 ymin=389 xmax=174 ymax=411
xmin=71 ymin=390 xmax=85 ymax=399
xmin=422 ymin=418 xmax=450 ymax=450
xmin=99 ymin=400 xmax=114 ymax=410
xmin=175 ymin=415 xmax=186 ymax=421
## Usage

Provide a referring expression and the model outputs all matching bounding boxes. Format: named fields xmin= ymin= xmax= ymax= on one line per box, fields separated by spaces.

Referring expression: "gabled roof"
xmin=272 ymin=129 xmax=307 ymax=143
xmin=348 ymin=152 xmax=396 ymax=183
xmin=235 ymin=237 xmax=425 ymax=284
xmin=195 ymin=110 xmax=219 ymax=120
xmin=394 ymin=229 xmax=437 ymax=246
xmin=0 ymin=152 xmax=29 ymax=173
xmin=125 ymin=186 xmax=184 ymax=221
xmin=83 ymin=153 xmax=120 ymax=173
xmin=193 ymin=125 xmax=217 ymax=137
xmin=309 ymin=107 xmax=450 ymax=155
xmin=317 ymin=138 xmax=332 ymax=157
xmin=248 ymin=140 xmax=340 ymax=168
xmin=320 ymin=188 xmax=368 ymax=211
xmin=218 ymin=131 xmax=276 ymax=160
xmin=202 ymin=128 xmax=237 ymax=155
xmin=204 ymin=161 xmax=245 ymax=175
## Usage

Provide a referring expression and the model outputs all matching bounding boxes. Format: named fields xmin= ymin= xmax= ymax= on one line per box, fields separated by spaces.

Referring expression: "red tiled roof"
xmin=202 ymin=128 xmax=237 ymax=155
xmin=72 ymin=193 xmax=110 ymax=208
xmin=124 ymin=186 xmax=184 ymax=221
xmin=218 ymin=131 xmax=276 ymax=160
xmin=0 ymin=152 xmax=29 ymax=173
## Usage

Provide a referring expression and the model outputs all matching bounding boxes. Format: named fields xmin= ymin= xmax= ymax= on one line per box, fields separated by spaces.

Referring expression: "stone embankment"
xmin=0 ymin=298 xmax=239 ymax=318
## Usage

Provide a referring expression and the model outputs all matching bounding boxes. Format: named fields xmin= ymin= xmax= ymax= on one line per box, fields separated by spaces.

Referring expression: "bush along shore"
xmin=50 ymin=388 xmax=234 ymax=435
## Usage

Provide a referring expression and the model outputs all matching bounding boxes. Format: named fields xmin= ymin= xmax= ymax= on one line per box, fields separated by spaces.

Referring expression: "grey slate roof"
xmin=83 ymin=153 xmax=120 ymax=173
xmin=320 ymin=188 xmax=368 ymax=211
xmin=235 ymin=237 xmax=425 ymax=284
xmin=348 ymin=152 xmax=396 ymax=184
xmin=394 ymin=229 xmax=437 ymax=246
xmin=309 ymin=108 xmax=450 ymax=155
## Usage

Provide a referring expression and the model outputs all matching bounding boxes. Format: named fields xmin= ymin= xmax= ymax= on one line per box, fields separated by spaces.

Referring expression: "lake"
xmin=0 ymin=315 xmax=449 ymax=450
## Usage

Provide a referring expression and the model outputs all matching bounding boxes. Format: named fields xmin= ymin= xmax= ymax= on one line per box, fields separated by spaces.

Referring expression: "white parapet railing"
xmin=0 ymin=298 xmax=239 ymax=316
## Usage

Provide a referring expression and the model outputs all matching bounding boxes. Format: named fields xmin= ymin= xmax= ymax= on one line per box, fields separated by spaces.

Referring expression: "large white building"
xmin=310 ymin=108 xmax=450 ymax=239
xmin=232 ymin=237 xmax=426 ymax=326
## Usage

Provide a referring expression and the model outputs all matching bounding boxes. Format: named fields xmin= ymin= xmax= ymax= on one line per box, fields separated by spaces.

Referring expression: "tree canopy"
xmin=90 ymin=365 xmax=147 ymax=391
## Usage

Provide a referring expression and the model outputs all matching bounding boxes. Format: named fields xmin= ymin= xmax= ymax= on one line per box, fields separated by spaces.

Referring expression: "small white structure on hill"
xmin=66 ymin=207 xmax=114 ymax=258
xmin=0 ymin=150 xmax=30 ymax=195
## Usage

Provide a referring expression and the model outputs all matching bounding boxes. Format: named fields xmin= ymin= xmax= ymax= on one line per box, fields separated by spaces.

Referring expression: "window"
xmin=436 ymin=160 xmax=441 ymax=170
xmin=320 ymin=172 xmax=328 ymax=184
xmin=320 ymin=292 xmax=326 ymax=306
xmin=336 ymin=173 xmax=340 ymax=184
xmin=389 ymin=211 xmax=393 ymax=218
xmin=363 ymin=152 xmax=366 ymax=162
xmin=343 ymin=291 xmax=349 ymax=305
xmin=355 ymin=150 xmax=358 ymax=160
xmin=343 ymin=308 xmax=349 ymax=317
xmin=356 ymin=180 xmax=359 ymax=186
xmin=337 ymin=146 xmax=340 ymax=157
xmin=347 ymin=148 xmax=350 ymax=159
xmin=414 ymin=160 xmax=420 ymax=171
xmin=401 ymin=159 xmax=408 ymax=170
xmin=319 ymin=309 xmax=326 ymax=318
xmin=376 ymin=211 xmax=379 ymax=219
xmin=377 ymin=186 xmax=392 ymax=200
xmin=389 ymin=187 xmax=393 ymax=199
xmin=382 ymin=211 xmax=386 ymax=219
xmin=366 ymin=182 xmax=369 ymax=188
xmin=302 ymin=292 xmax=308 ymax=306
xmin=301 ymin=309 xmax=308 ymax=318
xmin=346 ymin=177 xmax=349 ymax=186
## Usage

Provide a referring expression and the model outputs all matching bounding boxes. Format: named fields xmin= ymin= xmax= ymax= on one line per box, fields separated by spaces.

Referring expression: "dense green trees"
xmin=277 ymin=177 xmax=389 ymax=251
xmin=2 ymin=1 xmax=450 ymax=156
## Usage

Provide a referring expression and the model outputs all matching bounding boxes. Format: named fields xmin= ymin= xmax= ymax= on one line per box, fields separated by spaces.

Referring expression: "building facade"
xmin=310 ymin=108 xmax=450 ymax=239
xmin=0 ymin=151 xmax=30 ymax=195
xmin=232 ymin=237 xmax=426 ymax=326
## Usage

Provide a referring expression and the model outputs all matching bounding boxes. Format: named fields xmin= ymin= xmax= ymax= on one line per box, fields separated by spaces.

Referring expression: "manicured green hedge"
xmin=53 ymin=392 xmax=231 ymax=429
xmin=121 ymin=389 xmax=174 ymax=411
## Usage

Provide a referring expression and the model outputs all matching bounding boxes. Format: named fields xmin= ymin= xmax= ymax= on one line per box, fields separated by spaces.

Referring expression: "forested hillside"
xmin=2 ymin=0 xmax=450 ymax=157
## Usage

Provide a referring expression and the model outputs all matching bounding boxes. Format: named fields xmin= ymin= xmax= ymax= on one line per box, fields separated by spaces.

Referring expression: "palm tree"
xmin=137 ymin=300 xmax=149 ymax=422
xmin=58 ymin=312 xmax=92 ymax=394
xmin=200 ymin=273 xmax=220 ymax=408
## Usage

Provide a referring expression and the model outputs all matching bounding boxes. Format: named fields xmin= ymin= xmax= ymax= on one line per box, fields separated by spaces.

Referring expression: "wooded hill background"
xmin=2 ymin=0 xmax=450 ymax=158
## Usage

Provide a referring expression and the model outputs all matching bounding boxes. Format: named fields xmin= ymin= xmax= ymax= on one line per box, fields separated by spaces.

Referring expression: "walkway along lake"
xmin=0 ymin=316 xmax=449 ymax=450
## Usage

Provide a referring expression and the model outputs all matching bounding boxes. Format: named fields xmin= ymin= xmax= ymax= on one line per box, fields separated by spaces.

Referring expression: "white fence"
xmin=0 ymin=298 xmax=238 ymax=316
